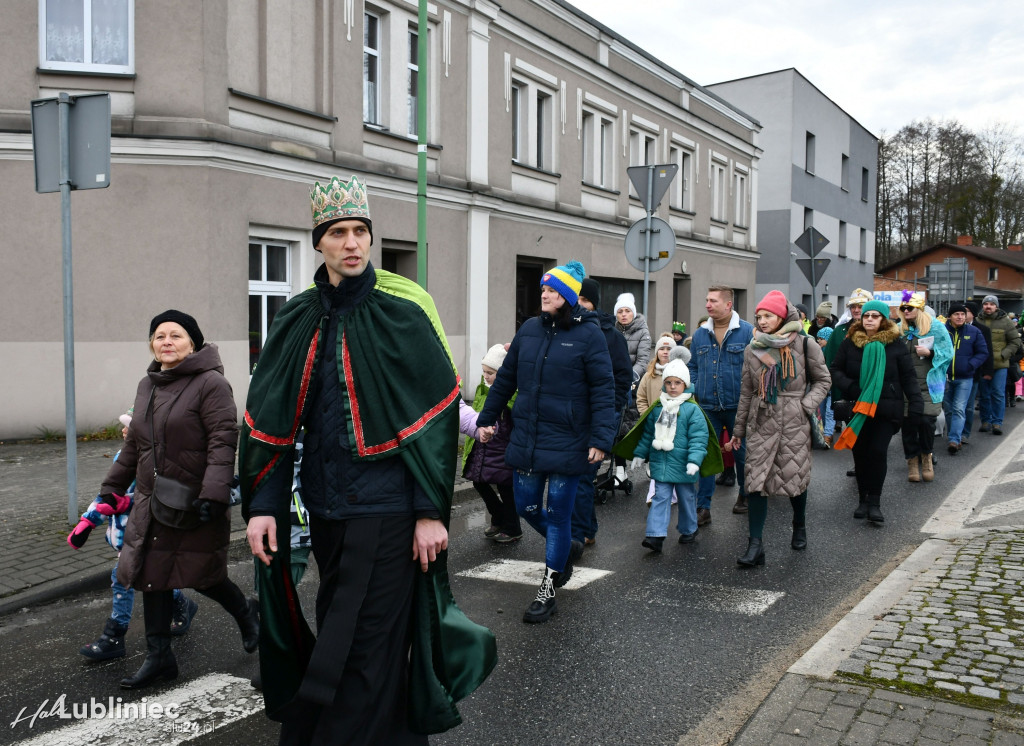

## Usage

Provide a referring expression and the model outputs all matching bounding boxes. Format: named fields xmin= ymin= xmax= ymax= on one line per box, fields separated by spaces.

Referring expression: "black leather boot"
xmin=853 ymin=488 xmax=868 ymax=519
xmin=121 ymin=592 xmax=177 ymax=689
xmin=642 ymin=536 xmax=664 ymax=552
xmin=236 ymin=597 xmax=260 ymax=654
xmin=737 ymin=537 xmax=765 ymax=567
xmin=791 ymin=525 xmax=807 ymax=551
xmin=866 ymin=494 xmax=884 ymax=524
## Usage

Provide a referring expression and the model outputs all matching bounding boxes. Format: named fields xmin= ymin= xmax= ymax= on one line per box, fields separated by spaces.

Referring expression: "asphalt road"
xmin=0 ymin=421 xmax=1017 ymax=746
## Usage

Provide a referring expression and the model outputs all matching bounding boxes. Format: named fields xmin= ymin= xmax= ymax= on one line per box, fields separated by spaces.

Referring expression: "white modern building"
xmin=708 ymin=68 xmax=876 ymax=313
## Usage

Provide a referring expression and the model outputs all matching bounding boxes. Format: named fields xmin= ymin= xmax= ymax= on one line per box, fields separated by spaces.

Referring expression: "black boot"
xmin=236 ymin=598 xmax=260 ymax=654
xmin=80 ymin=618 xmax=128 ymax=661
xmin=641 ymin=536 xmax=664 ymax=552
xmin=737 ymin=537 xmax=765 ymax=567
xmin=723 ymin=466 xmax=736 ymax=486
xmin=120 ymin=592 xmax=177 ymax=689
xmin=866 ymin=494 xmax=884 ymax=524
xmin=555 ymin=540 xmax=584 ymax=587
xmin=523 ymin=569 xmax=557 ymax=623
xmin=791 ymin=525 xmax=807 ymax=551
xmin=853 ymin=489 xmax=868 ymax=519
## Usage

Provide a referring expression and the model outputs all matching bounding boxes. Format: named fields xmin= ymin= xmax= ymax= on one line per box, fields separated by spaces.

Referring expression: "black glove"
xmin=192 ymin=498 xmax=228 ymax=522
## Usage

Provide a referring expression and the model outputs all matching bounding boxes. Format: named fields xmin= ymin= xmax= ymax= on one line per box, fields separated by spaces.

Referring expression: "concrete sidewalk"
xmin=0 ymin=439 xmax=474 ymax=617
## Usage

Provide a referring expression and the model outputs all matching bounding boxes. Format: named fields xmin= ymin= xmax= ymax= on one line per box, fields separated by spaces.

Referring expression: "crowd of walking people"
xmin=67 ymin=171 xmax=1024 ymax=745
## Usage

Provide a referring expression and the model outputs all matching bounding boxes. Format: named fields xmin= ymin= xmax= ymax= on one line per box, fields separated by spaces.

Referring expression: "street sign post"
xmin=625 ymin=164 xmax=678 ymax=316
xmin=793 ymin=226 xmax=830 ymax=312
xmin=31 ymin=92 xmax=111 ymax=525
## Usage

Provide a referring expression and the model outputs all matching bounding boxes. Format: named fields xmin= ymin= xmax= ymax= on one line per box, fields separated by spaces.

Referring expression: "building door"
xmin=516 ymin=261 xmax=544 ymax=330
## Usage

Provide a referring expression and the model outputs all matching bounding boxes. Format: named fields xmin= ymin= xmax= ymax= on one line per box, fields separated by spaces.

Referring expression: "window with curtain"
xmin=41 ymin=0 xmax=133 ymax=73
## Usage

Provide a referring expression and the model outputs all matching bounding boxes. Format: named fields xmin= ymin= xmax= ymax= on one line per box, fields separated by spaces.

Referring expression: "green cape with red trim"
xmin=240 ymin=269 xmax=496 ymax=733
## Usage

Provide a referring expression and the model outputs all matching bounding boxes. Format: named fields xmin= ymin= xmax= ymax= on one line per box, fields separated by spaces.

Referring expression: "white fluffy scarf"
xmin=653 ymin=391 xmax=691 ymax=451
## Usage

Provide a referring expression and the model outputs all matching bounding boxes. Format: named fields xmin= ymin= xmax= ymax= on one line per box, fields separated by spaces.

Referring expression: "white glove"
xmin=685 ymin=463 xmax=700 ymax=476
xmin=629 ymin=457 xmax=645 ymax=472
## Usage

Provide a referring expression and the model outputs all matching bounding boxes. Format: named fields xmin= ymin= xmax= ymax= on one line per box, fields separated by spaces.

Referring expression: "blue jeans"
xmin=963 ymin=379 xmax=979 ymax=438
xmin=943 ymin=378 xmax=973 ymax=446
xmin=647 ymin=481 xmax=697 ymax=538
xmin=109 ymin=561 xmax=183 ymax=628
xmin=571 ymin=462 xmax=600 ymax=543
xmin=697 ymin=408 xmax=745 ymax=510
xmin=513 ymin=471 xmax=581 ymax=573
xmin=979 ymin=368 xmax=1008 ymax=426
xmin=820 ymin=394 xmax=835 ymax=435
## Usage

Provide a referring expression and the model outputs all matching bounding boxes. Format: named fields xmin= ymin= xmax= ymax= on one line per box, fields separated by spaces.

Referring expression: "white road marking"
xmin=623 ymin=577 xmax=785 ymax=616
xmin=13 ymin=674 xmax=262 ymax=746
xmin=966 ymin=494 xmax=1024 ymax=524
xmin=921 ymin=431 xmax=1024 ymax=534
xmin=458 ymin=560 xmax=783 ymax=616
xmin=990 ymin=469 xmax=1024 ymax=486
xmin=457 ymin=558 xmax=612 ymax=590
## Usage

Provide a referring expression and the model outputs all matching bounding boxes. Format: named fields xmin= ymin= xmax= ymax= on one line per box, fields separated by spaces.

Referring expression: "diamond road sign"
xmin=794 ymin=226 xmax=829 ymax=257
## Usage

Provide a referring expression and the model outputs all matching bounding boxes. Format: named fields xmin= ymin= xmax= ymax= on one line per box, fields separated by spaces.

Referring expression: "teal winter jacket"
xmin=633 ymin=398 xmax=709 ymax=484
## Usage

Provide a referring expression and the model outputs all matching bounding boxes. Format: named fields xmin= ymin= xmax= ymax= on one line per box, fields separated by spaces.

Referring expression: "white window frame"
xmin=248 ymin=239 xmax=293 ymax=375
xmin=509 ymin=63 xmax=557 ymax=171
xmin=581 ymin=108 xmax=614 ymax=188
xmin=628 ymin=126 xmax=658 ymax=199
xmin=709 ymin=155 xmax=728 ymax=222
xmin=363 ymin=11 xmax=383 ymax=126
xmin=989 ymin=267 xmax=999 ymax=282
xmin=406 ymin=25 xmax=419 ymax=137
xmin=39 ymin=0 xmax=135 ymax=74
xmin=733 ymin=168 xmax=748 ymax=227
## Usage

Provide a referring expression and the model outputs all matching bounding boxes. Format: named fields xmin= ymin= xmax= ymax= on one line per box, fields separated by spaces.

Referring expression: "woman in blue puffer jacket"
xmin=477 ymin=261 xmax=615 ymax=625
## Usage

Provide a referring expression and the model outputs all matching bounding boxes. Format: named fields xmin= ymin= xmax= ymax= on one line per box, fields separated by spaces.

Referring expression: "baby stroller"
xmin=595 ymin=390 xmax=639 ymax=503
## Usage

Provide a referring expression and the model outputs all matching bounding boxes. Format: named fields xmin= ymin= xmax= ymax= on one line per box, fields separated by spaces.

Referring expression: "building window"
xmin=839 ymin=220 xmax=847 ymax=257
xmin=804 ymin=207 xmax=813 ymax=230
xmin=582 ymin=111 xmax=614 ymax=188
xmin=710 ymin=159 xmax=727 ymax=221
xmin=989 ymin=267 xmax=999 ymax=282
xmin=536 ymin=90 xmax=552 ymax=171
xmin=841 ymin=155 xmax=850 ymax=191
xmin=511 ymin=83 xmax=522 ymax=162
xmin=859 ymin=227 xmax=867 ymax=261
xmin=40 ymin=0 xmax=134 ymax=73
xmin=805 ymin=132 xmax=815 ymax=174
xmin=406 ymin=27 xmax=419 ymax=137
xmin=363 ymin=12 xmax=382 ymax=126
xmin=248 ymin=240 xmax=291 ymax=374
xmin=629 ymin=129 xmax=658 ymax=198
xmin=861 ymin=167 xmax=870 ymax=202
xmin=669 ymin=146 xmax=693 ymax=211
xmin=733 ymin=170 xmax=748 ymax=226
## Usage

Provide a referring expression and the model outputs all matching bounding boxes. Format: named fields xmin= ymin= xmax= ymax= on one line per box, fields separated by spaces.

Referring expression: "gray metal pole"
xmin=59 ymin=92 xmax=78 ymax=526
xmin=641 ymin=165 xmax=653 ymax=317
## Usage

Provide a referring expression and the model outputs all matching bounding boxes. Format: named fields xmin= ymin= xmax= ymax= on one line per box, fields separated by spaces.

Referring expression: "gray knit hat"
xmin=983 ymin=295 xmax=999 ymax=306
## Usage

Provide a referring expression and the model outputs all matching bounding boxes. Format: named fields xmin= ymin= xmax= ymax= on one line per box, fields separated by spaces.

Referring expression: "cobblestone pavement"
xmin=840 ymin=531 xmax=1024 ymax=706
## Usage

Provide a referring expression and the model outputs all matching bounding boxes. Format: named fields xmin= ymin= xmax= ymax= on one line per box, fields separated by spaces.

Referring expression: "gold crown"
xmin=310 ymin=175 xmax=371 ymax=228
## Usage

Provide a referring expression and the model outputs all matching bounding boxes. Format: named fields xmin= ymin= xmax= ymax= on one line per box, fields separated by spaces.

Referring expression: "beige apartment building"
xmin=0 ymin=0 xmax=760 ymax=438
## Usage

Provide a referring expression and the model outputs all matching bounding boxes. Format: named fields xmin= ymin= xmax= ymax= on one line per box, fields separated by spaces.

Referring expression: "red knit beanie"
xmin=756 ymin=290 xmax=789 ymax=319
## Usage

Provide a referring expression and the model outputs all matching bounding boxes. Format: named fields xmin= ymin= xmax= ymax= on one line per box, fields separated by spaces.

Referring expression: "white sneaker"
xmin=615 ymin=465 xmax=627 ymax=483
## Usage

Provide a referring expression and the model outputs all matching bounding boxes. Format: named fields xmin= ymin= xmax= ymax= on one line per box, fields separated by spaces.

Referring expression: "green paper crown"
xmin=672 ymin=320 xmax=686 ymax=333
xmin=310 ymin=175 xmax=371 ymax=228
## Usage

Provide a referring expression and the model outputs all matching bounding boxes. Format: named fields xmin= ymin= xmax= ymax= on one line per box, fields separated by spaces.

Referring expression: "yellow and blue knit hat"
xmin=541 ymin=261 xmax=585 ymax=307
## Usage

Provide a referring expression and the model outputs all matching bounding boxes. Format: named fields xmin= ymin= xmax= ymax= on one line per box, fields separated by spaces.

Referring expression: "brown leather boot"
xmin=907 ymin=457 xmax=921 ymax=483
xmin=921 ymin=454 xmax=934 ymax=482
xmin=732 ymin=494 xmax=748 ymax=514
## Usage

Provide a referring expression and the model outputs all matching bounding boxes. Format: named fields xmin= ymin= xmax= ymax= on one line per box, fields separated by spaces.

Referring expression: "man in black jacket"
xmin=961 ymin=301 xmax=994 ymax=445
xmin=573 ymin=277 xmax=632 ymax=547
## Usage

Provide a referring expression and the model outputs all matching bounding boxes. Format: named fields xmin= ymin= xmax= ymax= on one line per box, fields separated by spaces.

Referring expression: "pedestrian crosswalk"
xmin=457 ymin=558 xmax=612 ymax=590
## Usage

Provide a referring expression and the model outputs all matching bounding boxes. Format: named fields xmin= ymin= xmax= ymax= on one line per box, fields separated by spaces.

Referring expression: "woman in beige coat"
xmin=730 ymin=292 xmax=831 ymax=567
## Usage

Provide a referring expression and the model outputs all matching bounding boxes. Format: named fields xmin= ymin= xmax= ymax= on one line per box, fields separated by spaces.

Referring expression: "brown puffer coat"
xmin=732 ymin=307 xmax=831 ymax=498
xmin=104 ymin=344 xmax=238 ymax=592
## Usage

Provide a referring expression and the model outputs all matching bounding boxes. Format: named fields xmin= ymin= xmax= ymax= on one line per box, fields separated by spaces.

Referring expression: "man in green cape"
xmin=242 ymin=175 xmax=496 ymax=743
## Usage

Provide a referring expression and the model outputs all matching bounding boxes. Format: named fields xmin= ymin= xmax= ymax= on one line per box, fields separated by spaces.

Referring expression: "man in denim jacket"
xmin=687 ymin=286 xmax=754 ymax=523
